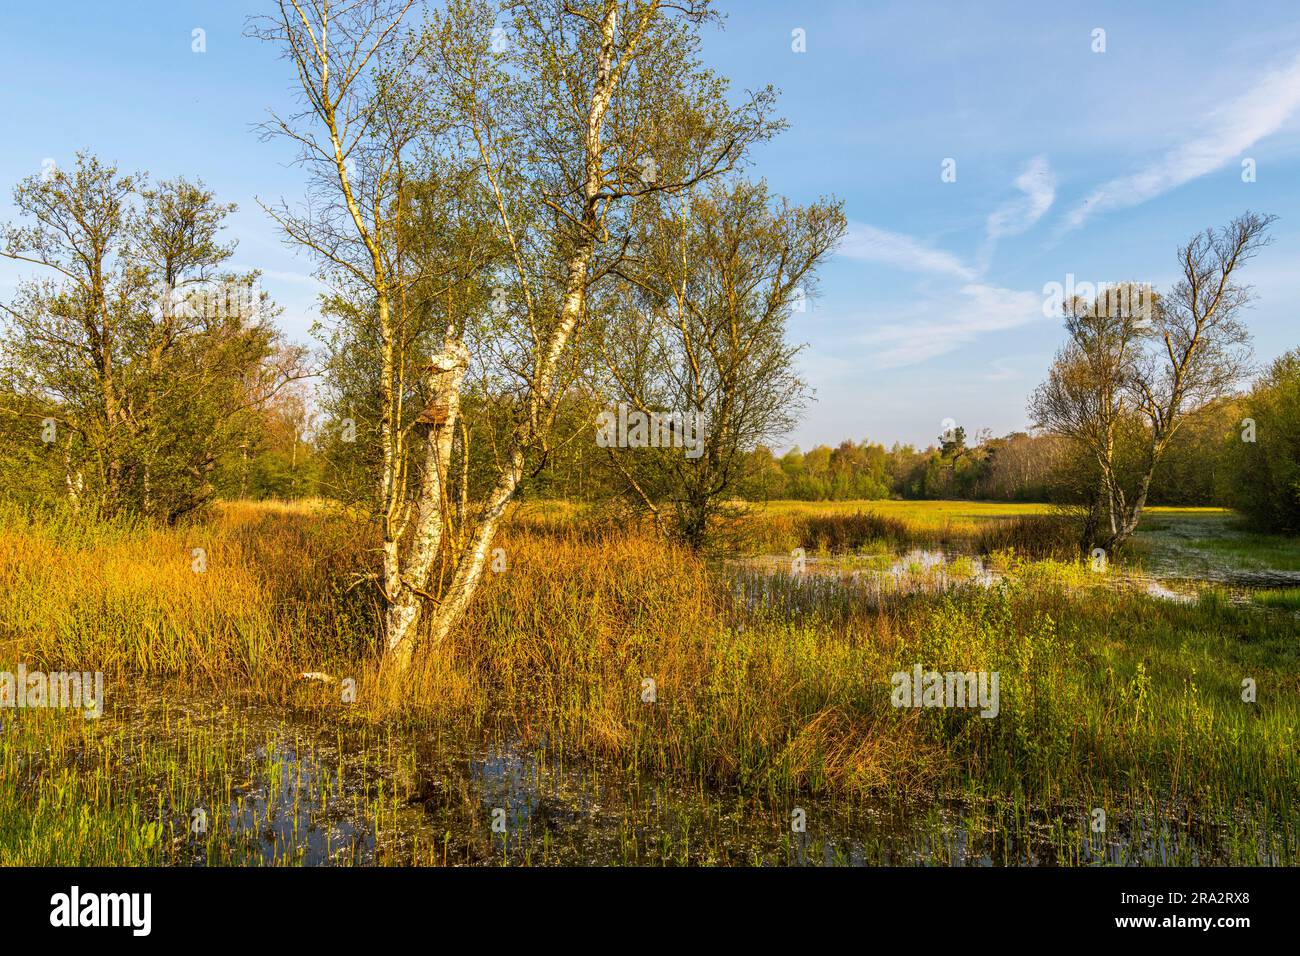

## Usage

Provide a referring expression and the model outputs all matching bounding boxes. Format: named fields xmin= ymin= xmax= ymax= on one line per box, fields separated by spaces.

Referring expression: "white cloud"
xmin=857 ymin=283 xmax=1045 ymax=368
xmin=1063 ymin=53 xmax=1300 ymax=230
xmin=838 ymin=222 xmax=977 ymax=281
xmin=843 ymin=157 xmax=1055 ymax=286
xmin=983 ymin=357 xmax=1025 ymax=382
xmin=986 ymin=155 xmax=1055 ymax=240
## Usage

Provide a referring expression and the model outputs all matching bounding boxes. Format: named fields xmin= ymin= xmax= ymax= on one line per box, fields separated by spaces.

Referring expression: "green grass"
xmin=752 ymin=499 xmax=1228 ymax=526
xmin=738 ymin=500 xmax=1240 ymax=563
xmin=1190 ymin=536 xmax=1300 ymax=572
xmin=1255 ymin=588 xmax=1300 ymax=610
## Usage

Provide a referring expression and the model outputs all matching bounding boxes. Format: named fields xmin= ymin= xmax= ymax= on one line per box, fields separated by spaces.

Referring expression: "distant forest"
xmin=95 ymin=353 xmax=1291 ymax=523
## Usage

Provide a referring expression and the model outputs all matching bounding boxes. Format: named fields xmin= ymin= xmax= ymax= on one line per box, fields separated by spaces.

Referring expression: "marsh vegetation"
xmin=2 ymin=500 xmax=1295 ymax=865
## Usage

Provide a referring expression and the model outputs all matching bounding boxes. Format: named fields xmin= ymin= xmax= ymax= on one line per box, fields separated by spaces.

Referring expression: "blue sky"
xmin=2 ymin=1 xmax=1298 ymax=450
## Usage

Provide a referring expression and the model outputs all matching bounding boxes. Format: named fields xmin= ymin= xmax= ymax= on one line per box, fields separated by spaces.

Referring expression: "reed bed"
xmin=731 ymin=504 xmax=1081 ymax=559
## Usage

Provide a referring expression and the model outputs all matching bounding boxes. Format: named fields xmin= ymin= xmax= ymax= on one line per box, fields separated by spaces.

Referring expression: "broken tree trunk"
xmin=383 ymin=335 xmax=470 ymax=674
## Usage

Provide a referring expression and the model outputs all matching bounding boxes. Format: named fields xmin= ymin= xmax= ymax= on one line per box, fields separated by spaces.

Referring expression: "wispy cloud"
xmin=983 ymin=357 xmax=1026 ymax=382
xmin=841 ymin=194 xmax=1051 ymax=367
xmin=838 ymin=222 xmax=977 ymax=281
xmin=858 ymin=283 xmax=1045 ymax=368
xmin=844 ymin=156 xmax=1055 ymax=288
xmin=986 ymin=155 xmax=1055 ymax=240
xmin=1063 ymin=53 xmax=1300 ymax=230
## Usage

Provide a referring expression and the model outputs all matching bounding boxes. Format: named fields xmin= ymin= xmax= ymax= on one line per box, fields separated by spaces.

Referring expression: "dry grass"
xmin=0 ymin=499 xmax=378 ymax=686
xmin=0 ymin=500 xmax=933 ymax=797
xmin=410 ymin=520 xmax=937 ymax=794
xmin=972 ymin=514 xmax=1081 ymax=559
xmin=731 ymin=502 xmax=1080 ymax=558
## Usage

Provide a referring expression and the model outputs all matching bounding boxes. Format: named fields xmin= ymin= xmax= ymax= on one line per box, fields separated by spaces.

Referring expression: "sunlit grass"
xmin=1189 ymin=536 xmax=1300 ymax=572
xmin=1 ymin=499 xmax=1296 ymax=865
xmin=1254 ymin=588 xmax=1300 ymax=610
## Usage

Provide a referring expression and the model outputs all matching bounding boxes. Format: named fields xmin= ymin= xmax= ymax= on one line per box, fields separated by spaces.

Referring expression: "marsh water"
xmin=738 ymin=514 xmax=1300 ymax=609
xmin=95 ymin=682 xmax=1279 ymax=867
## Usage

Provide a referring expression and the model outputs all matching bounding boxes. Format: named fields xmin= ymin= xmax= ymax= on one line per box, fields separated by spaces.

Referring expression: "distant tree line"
xmin=727 ymin=403 xmax=1250 ymax=508
xmin=734 ymin=429 xmax=1064 ymax=503
xmin=473 ymin=361 xmax=1300 ymax=536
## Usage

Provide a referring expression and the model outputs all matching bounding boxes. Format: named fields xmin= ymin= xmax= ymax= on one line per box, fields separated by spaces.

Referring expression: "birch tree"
xmin=405 ymin=0 xmax=777 ymax=659
xmin=599 ymin=178 xmax=845 ymax=548
xmin=254 ymin=0 xmax=495 ymax=673
xmin=259 ymin=0 xmax=776 ymax=673
xmin=1031 ymin=212 xmax=1272 ymax=551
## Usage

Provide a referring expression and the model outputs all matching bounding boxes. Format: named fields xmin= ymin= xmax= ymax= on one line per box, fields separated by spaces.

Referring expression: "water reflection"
xmin=100 ymin=685 xmax=1285 ymax=866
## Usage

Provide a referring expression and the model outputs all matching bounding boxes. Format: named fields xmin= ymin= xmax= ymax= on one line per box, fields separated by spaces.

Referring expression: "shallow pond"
xmin=734 ymin=540 xmax=1295 ymax=611
xmin=38 ymin=680 xmax=1286 ymax=866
